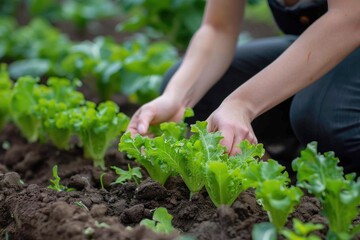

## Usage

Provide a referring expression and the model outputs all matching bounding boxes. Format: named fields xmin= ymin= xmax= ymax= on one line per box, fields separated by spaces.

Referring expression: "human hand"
xmin=127 ymin=94 xmax=186 ymax=136
xmin=206 ymin=100 xmax=257 ymax=156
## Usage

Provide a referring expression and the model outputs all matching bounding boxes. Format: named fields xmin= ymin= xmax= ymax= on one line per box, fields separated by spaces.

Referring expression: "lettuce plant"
xmin=119 ymin=109 xmax=192 ymax=186
xmin=119 ymin=132 xmax=174 ymax=185
xmin=255 ymin=179 xmax=303 ymax=231
xmin=9 ymin=76 xmax=43 ymax=142
xmin=243 ymin=160 xmax=303 ymax=230
xmin=281 ymin=218 xmax=324 ymax=240
xmin=36 ymin=77 xmax=84 ymax=149
xmin=71 ymin=101 xmax=129 ymax=169
xmin=0 ymin=64 xmax=12 ymax=131
xmin=292 ymin=142 xmax=360 ymax=239
xmin=204 ymin=140 xmax=265 ymax=207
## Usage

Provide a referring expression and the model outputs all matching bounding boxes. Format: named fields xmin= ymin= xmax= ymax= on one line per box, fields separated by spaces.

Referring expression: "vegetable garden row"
xmin=1 ymin=1 xmax=359 ymax=240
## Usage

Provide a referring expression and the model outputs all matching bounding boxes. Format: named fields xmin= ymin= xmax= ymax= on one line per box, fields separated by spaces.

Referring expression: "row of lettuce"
xmin=0 ymin=16 xmax=178 ymax=103
xmin=119 ymin=114 xmax=360 ymax=240
xmin=1 ymin=67 xmax=359 ymax=239
xmin=0 ymin=65 xmax=129 ymax=169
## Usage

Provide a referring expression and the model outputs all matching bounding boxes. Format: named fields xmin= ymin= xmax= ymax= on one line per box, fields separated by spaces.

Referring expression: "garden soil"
xmin=0 ymin=119 xmax=334 ymax=240
xmin=0 ymin=9 xmax=350 ymax=240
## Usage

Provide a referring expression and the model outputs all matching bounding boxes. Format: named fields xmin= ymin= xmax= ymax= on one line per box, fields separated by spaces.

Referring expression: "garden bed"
xmin=0 ymin=119 xmax=332 ymax=240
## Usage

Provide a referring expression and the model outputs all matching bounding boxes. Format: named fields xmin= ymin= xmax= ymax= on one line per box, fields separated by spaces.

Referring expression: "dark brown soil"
xmin=0 ymin=119 xmax=332 ymax=240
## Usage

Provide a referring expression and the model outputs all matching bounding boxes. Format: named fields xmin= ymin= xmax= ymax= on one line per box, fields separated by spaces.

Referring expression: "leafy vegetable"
xmin=281 ymin=218 xmax=324 ymax=240
xmin=36 ymin=77 xmax=84 ymax=149
xmin=241 ymin=159 xmax=302 ymax=230
xmin=119 ymin=132 xmax=173 ymax=185
xmin=9 ymin=76 xmax=43 ymax=142
xmin=140 ymin=207 xmax=176 ymax=234
xmin=256 ymin=179 xmax=303 ymax=231
xmin=0 ymin=64 xmax=12 ymax=131
xmin=111 ymin=164 xmax=142 ymax=186
xmin=204 ymin=140 xmax=265 ymax=207
xmin=292 ymin=142 xmax=360 ymax=239
xmin=252 ymin=222 xmax=277 ymax=240
xmin=71 ymin=101 xmax=129 ymax=169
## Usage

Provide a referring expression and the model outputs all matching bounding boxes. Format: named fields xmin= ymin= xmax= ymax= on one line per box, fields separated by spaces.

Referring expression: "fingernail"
xmin=138 ymin=124 xmax=145 ymax=134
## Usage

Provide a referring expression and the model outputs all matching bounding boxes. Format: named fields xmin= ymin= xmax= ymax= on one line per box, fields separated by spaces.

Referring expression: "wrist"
xmin=221 ymin=96 xmax=258 ymax=122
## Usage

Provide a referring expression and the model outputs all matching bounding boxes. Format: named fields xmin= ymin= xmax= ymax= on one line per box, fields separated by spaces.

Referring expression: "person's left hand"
xmin=206 ymin=99 xmax=258 ymax=156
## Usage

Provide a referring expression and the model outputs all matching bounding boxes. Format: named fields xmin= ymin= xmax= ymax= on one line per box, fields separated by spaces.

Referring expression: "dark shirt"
xmin=268 ymin=0 xmax=328 ymax=35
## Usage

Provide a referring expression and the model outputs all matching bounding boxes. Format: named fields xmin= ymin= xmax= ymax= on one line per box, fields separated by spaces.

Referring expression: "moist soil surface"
xmin=0 ymin=116 xmax=333 ymax=240
xmin=1 ymin=9 xmax=353 ymax=240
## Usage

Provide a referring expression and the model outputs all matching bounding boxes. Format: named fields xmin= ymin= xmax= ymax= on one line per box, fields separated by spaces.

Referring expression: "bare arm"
xmin=163 ymin=0 xmax=246 ymax=108
xmin=208 ymin=0 xmax=360 ymax=154
xmin=226 ymin=0 xmax=360 ymax=120
xmin=127 ymin=0 xmax=245 ymax=135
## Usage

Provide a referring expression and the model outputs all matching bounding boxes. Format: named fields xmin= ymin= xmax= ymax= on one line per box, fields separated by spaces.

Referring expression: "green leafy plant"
xmin=74 ymin=201 xmax=89 ymax=211
xmin=36 ymin=77 xmax=84 ymax=149
xmin=252 ymin=222 xmax=277 ymax=240
xmin=116 ymin=0 xmax=206 ymax=50
xmin=281 ymin=218 xmax=324 ymax=240
xmin=111 ymin=164 xmax=143 ymax=186
xmin=71 ymin=101 xmax=129 ymax=169
xmin=9 ymin=76 xmax=43 ymax=142
xmin=0 ymin=64 xmax=12 ymax=131
xmin=119 ymin=132 xmax=173 ymax=185
xmin=243 ymin=160 xmax=303 ymax=230
xmin=140 ymin=207 xmax=176 ymax=234
xmin=292 ymin=142 xmax=360 ymax=239
xmin=48 ymin=165 xmax=75 ymax=192
xmin=256 ymin=179 xmax=303 ymax=231
xmin=204 ymin=140 xmax=265 ymax=207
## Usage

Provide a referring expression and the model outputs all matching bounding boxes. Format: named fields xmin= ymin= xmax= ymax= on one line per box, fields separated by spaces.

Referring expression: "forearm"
xmin=225 ymin=5 xmax=360 ymax=120
xmin=162 ymin=0 xmax=245 ymax=108
xmin=163 ymin=27 xmax=239 ymax=107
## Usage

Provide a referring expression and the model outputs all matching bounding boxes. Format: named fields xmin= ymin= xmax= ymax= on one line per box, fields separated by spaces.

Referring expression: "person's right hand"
xmin=127 ymin=94 xmax=186 ymax=136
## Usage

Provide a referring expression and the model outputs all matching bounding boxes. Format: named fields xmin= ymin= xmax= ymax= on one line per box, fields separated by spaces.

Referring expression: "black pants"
xmin=161 ymin=35 xmax=360 ymax=174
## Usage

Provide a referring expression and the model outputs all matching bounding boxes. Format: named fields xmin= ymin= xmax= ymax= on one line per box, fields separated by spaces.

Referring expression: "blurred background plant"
xmin=0 ymin=0 xmax=277 ymax=104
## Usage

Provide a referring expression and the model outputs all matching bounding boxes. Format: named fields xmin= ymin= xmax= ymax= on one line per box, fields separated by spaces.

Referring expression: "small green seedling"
xmin=99 ymin=172 xmax=106 ymax=190
xmin=281 ymin=218 xmax=324 ymax=240
xmin=74 ymin=201 xmax=89 ymax=211
xmin=111 ymin=164 xmax=142 ymax=186
xmin=140 ymin=207 xmax=176 ymax=234
xmin=48 ymin=165 xmax=75 ymax=192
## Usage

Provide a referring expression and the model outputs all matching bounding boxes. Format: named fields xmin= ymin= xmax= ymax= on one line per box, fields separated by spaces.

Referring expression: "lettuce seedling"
xmin=118 ymin=109 xmax=193 ymax=186
xmin=292 ymin=142 xmax=360 ymax=239
xmin=281 ymin=218 xmax=324 ymax=240
xmin=111 ymin=164 xmax=142 ymax=186
xmin=36 ymin=77 xmax=84 ymax=149
xmin=48 ymin=165 xmax=75 ymax=192
xmin=241 ymin=159 xmax=290 ymax=190
xmin=204 ymin=140 xmax=265 ymax=207
xmin=119 ymin=132 xmax=173 ymax=185
xmin=140 ymin=207 xmax=176 ymax=234
xmin=241 ymin=159 xmax=302 ymax=230
xmin=9 ymin=76 xmax=43 ymax=142
xmin=256 ymin=179 xmax=303 ymax=231
xmin=71 ymin=101 xmax=129 ymax=169
xmin=0 ymin=64 xmax=12 ymax=131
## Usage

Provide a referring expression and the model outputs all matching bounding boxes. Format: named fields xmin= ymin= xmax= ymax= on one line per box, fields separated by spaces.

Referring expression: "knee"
xmin=290 ymin=94 xmax=360 ymax=170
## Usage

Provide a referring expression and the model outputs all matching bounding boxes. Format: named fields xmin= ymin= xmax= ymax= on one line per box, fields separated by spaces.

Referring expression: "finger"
xmin=229 ymin=135 xmax=242 ymax=156
xmin=218 ymin=126 xmax=235 ymax=154
xmin=127 ymin=112 xmax=141 ymax=137
xmin=136 ymin=108 xmax=156 ymax=135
